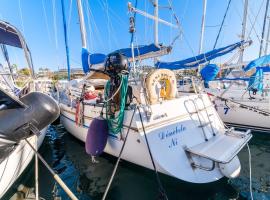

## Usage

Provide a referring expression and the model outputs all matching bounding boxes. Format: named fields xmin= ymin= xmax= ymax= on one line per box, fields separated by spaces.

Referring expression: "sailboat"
xmin=59 ymin=0 xmax=252 ymax=184
xmin=0 ymin=20 xmax=60 ymax=198
xmin=201 ymin=0 xmax=270 ymax=132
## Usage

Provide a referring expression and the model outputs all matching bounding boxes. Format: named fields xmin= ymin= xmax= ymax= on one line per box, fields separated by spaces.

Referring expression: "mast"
xmin=265 ymin=16 xmax=270 ymax=55
xmin=154 ymin=0 xmax=159 ymax=46
xmin=76 ymin=0 xmax=87 ymax=48
xmin=198 ymin=0 xmax=207 ymax=73
xmin=199 ymin=0 xmax=207 ymax=54
xmin=238 ymin=0 xmax=248 ymax=63
xmin=154 ymin=0 xmax=159 ymax=63
xmin=259 ymin=0 xmax=270 ymax=57
xmin=61 ymin=0 xmax=71 ymax=80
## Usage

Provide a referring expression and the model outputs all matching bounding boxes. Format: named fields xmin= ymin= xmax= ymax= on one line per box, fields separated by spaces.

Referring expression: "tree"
xmin=18 ymin=68 xmax=31 ymax=76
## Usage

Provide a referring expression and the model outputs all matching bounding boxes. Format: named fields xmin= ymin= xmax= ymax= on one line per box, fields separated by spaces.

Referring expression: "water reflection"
xmin=6 ymin=125 xmax=270 ymax=200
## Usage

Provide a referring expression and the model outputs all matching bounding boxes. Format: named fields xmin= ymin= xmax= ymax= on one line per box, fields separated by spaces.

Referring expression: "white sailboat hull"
xmin=60 ymin=94 xmax=249 ymax=184
xmin=0 ymin=127 xmax=47 ymax=199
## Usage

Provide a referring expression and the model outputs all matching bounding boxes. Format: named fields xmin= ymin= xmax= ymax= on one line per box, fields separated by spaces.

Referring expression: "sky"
xmin=0 ymin=0 xmax=268 ymax=72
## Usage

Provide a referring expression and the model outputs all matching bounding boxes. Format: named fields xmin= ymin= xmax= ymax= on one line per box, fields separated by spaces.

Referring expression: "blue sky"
xmin=0 ymin=0 xmax=267 ymax=71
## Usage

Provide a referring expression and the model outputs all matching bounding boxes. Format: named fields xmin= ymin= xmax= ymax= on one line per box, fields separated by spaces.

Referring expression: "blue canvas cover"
xmin=81 ymin=48 xmax=106 ymax=74
xmin=156 ymin=41 xmax=247 ymax=70
xmin=200 ymin=64 xmax=220 ymax=81
xmin=244 ymin=54 xmax=270 ymax=72
xmin=81 ymin=44 xmax=169 ymax=74
xmin=248 ymin=68 xmax=263 ymax=92
xmin=113 ymin=43 xmax=162 ymax=58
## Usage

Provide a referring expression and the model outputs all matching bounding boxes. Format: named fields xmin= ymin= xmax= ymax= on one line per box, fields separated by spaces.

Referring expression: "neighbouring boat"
xmin=0 ymin=20 xmax=60 ymax=198
xmin=205 ymin=57 xmax=270 ymax=132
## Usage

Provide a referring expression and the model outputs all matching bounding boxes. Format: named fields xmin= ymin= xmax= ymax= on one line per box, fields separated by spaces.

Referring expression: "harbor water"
xmin=4 ymin=124 xmax=270 ymax=200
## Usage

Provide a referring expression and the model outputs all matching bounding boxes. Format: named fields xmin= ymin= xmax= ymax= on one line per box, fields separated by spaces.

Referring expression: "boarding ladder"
xmin=184 ymin=96 xmax=252 ymax=171
xmin=184 ymin=95 xmax=216 ymax=141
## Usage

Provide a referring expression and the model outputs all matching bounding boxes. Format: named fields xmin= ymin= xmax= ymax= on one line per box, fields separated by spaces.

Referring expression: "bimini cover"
xmin=81 ymin=44 xmax=171 ymax=74
xmin=200 ymin=64 xmax=220 ymax=82
xmin=156 ymin=41 xmax=248 ymax=70
xmin=0 ymin=21 xmax=24 ymax=48
xmin=244 ymin=54 xmax=270 ymax=72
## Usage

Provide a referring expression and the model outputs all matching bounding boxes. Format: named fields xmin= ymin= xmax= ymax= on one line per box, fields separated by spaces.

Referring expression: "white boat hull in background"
xmin=0 ymin=127 xmax=47 ymax=199
xmin=214 ymin=98 xmax=270 ymax=132
xmin=205 ymin=88 xmax=270 ymax=132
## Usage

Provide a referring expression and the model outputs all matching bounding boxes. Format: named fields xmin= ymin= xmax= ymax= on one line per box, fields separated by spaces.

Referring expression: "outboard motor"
xmin=0 ymin=92 xmax=60 ymax=142
xmin=104 ymin=52 xmax=129 ymax=77
xmin=104 ymin=52 xmax=130 ymax=107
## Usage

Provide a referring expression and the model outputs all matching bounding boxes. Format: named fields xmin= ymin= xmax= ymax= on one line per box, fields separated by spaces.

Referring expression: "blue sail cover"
xmin=112 ymin=43 xmax=162 ymax=58
xmin=81 ymin=44 xmax=169 ymax=73
xmin=200 ymin=64 xmax=220 ymax=81
xmin=244 ymin=54 xmax=270 ymax=72
xmin=156 ymin=41 xmax=247 ymax=70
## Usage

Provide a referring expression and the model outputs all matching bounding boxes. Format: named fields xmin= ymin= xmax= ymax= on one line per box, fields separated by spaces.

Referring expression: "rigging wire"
xmin=52 ymin=0 xmax=59 ymax=49
xmin=104 ymin=0 xmax=112 ymax=50
xmin=246 ymin=0 xmax=266 ymax=44
xmin=167 ymin=0 xmax=196 ymax=56
xmin=41 ymin=0 xmax=53 ymax=45
xmin=212 ymin=0 xmax=232 ymax=49
xmin=18 ymin=0 xmax=25 ymax=35
xmin=85 ymin=0 xmax=94 ymax=52
xmin=67 ymin=0 xmax=73 ymax=40
xmin=87 ymin=1 xmax=106 ymax=50
xmin=103 ymin=0 xmax=120 ymax=49
xmin=181 ymin=0 xmax=190 ymax=22
xmin=52 ymin=0 xmax=61 ymax=70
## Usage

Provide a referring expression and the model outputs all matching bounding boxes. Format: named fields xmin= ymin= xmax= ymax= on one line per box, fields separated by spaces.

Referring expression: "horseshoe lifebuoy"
xmin=145 ymin=69 xmax=177 ymax=104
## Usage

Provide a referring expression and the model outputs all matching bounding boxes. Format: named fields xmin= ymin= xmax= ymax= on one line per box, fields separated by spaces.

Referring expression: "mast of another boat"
xmin=238 ymin=0 xmax=248 ymax=64
xmin=264 ymin=16 xmax=270 ymax=55
xmin=76 ymin=0 xmax=87 ymax=50
xmin=154 ymin=0 xmax=159 ymax=64
xmin=198 ymin=0 xmax=207 ymax=73
xmin=60 ymin=0 xmax=71 ymax=81
xmin=259 ymin=0 xmax=270 ymax=57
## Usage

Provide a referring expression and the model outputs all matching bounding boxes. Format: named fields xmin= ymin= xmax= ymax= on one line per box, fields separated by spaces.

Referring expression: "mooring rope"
xmin=137 ymin=106 xmax=168 ymax=200
xmin=101 ymin=107 xmax=136 ymax=200
xmin=247 ymin=143 xmax=254 ymax=200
